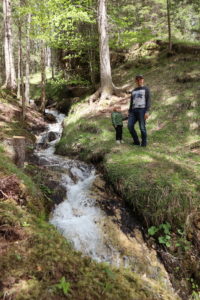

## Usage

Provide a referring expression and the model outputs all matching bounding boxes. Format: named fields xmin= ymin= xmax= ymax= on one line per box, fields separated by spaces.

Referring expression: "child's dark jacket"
xmin=111 ymin=112 xmax=128 ymax=127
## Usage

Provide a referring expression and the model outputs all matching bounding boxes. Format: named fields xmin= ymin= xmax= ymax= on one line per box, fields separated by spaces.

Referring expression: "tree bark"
xmin=167 ymin=0 xmax=172 ymax=53
xmin=17 ymin=46 xmax=21 ymax=99
xmin=2 ymin=0 xmax=17 ymax=91
xmin=19 ymin=22 xmax=26 ymax=120
xmin=51 ymin=48 xmax=55 ymax=80
xmin=25 ymin=13 xmax=31 ymax=105
xmin=40 ymin=41 xmax=46 ymax=113
xmin=13 ymin=136 xmax=26 ymax=168
xmin=97 ymin=0 xmax=113 ymax=100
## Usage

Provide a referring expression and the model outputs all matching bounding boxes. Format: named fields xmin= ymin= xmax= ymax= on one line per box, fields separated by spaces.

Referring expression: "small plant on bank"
xmin=148 ymin=222 xmax=172 ymax=248
xmin=191 ymin=291 xmax=200 ymax=300
xmin=175 ymin=229 xmax=191 ymax=252
xmin=54 ymin=277 xmax=70 ymax=296
xmin=187 ymin=278 xmax=200 ymax=300
xmin=148 ymin=224 xmax=191 ymax=252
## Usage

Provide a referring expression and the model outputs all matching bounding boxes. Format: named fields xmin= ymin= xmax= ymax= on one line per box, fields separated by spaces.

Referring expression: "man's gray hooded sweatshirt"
xmin=129 ymin=86 xmax=151 ymax=112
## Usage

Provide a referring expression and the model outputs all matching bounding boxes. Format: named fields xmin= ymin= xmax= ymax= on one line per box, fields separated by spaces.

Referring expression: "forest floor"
xmin=56 ymin=43 xmax=200 ymax=299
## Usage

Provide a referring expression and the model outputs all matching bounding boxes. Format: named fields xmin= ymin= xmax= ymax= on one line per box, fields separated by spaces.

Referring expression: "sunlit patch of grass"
xmin=29 ymin=68 xmax=52 ymax=85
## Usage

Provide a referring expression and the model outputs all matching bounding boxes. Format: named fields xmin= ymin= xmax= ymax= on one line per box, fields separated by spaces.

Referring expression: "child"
xmin=111 ymin=106 xmax=127 ymax=144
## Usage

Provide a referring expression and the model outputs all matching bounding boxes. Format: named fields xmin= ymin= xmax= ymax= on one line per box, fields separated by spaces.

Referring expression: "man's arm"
xmin=145 ymin=87 xmax=151 ymax=112
xmin=128 ymin=93 xmax=133 ymax=113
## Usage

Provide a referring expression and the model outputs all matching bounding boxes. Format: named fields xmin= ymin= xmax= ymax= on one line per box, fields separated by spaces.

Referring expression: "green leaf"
xmin=148 ymin=226 xmax=159 ymax=236
xmin=54 ymin=277 xmax=70 ymax=296
xmin=159 ymin=223 xmax=171 ymax=235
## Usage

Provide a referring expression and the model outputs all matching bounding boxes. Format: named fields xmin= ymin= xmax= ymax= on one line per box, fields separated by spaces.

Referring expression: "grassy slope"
xmin=0 ymin=92 xmax=179 ymax=299
xmin=57 ymin=51 xmax=200 ymax=229
xmin=56 ymin=48 xmax=200 ymax=296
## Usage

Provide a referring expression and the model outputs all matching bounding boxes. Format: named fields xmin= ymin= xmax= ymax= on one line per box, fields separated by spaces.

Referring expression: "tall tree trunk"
xmin=88 ymin=46 xmax=96 ymax=90
xmin=88 ymin=23 xmax=97 ymax=90
xmin=46 ymin=47 xmax=51 ymax=68
xmin=17 ymin=46 xmax=21 ymax=99
xmin=167 ymin=0 xmax=172 ymax=52
xmin=25 ymin=13 xmax=31 ymax=104
xmin=2 ymin=0 xmax=17 ymax=90
xmin=19 ymin=23 xmax=25 ymax=120
xmin=40 ymin=41 xmax=46 ymax=113
xmin=51 ymin=48 xmax=55 ymax=80
xmin=97 ymin=0 xmax=113 ymax=100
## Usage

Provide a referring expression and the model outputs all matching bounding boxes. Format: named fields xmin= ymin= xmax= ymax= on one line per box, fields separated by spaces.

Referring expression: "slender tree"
xmin=51 ymin=48 xmax=55 ymax=80
xmin=97 ymin=0 xmax=114 ymax=100
xmin=17 ymin=45 xmax=21 ymax=98
xmin=40 ymin=41 xmax=46 ymax=113
xmin=25 ymin=13 xmax=31 ymax=104
xmin=2 ymin=0 xmax=17 ymax=90
xmin=167 ymin=0 xmax=172 ymax=52
xmin=18 ymin=12 xmax=25 ymax=120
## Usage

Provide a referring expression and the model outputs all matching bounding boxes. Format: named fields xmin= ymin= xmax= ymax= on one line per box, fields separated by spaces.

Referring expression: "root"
xmin=89 ymin=89 xmax=101 ymax=105
xmin=89 ymin=84 xmax=132 ymax=105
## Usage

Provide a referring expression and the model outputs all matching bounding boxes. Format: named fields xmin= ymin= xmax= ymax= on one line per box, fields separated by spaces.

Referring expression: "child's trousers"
xmin=115 ymin=125 xmax=123 ymax=140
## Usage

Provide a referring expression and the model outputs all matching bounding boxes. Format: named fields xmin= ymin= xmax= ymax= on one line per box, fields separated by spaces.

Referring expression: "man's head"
xmin=135 ymin=75 xmax=144 ymax=87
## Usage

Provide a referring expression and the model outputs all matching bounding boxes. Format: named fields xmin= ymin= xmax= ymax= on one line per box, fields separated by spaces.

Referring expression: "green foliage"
xmin=108 ymin=0 xmax=200 ymax=52
xmin=175 ymin=229 xmax=191 ymax=252
xmin=187 ymin=278 xmax=200 ymax=299
xmin=192 ymin=292 xmax=200 ymax=300
xmin=148 ymin=224 xmax=192 ymax=252
xmin=110 ymin=29 xmax=154 ymax=49
xmin=39 ymin=184 xmax=52 ymax=196
xmin=45 ymin=76 xmax=89 ymax=103
xmin=54 ymin=277 xmax=70 ymax=296
xmin=148 ymin=223 xmax=171 ymax=248
xmin=148 ymin=226 xmax=159 ymax=236
xmin=26 ymin=0 xmax=94 ymax=49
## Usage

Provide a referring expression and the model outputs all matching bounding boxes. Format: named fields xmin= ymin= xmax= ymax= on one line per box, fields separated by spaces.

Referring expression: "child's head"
xmin=113 ymin=105 xmax=121 ymax=112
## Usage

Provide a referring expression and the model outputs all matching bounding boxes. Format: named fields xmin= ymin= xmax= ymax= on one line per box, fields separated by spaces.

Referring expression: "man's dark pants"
xmin=128 ymin=108 xmax=147 ymax=146
xmin=115 ymin=125 xmax=123 ymax=141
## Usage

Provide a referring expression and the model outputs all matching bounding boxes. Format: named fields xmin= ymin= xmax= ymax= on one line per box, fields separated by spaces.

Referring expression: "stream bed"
xmin=33 ymin=109 xmax=179 ymax=297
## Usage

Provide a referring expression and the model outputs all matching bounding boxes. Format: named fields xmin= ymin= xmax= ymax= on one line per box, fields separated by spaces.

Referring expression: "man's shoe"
xmin=120 ymin=140 xmax=125 ymax=144
xmin=133 ymin=142 xmax=140 ymax=146
xmin=116 ymin=140 xmax=121 ymax=144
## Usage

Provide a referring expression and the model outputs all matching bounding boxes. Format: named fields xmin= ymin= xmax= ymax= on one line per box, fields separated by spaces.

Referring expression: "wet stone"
xmin=48 ymin=131 xmax=58 ymax=142
xmin=44 ymin=113 xmax=57 ymax=123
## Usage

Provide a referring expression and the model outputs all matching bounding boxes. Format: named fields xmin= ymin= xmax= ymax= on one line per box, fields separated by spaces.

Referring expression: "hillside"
xmin=56 ymin=42 xmax=200 ymax=299
xmin=0 ymin=90 xmax=181 ymax=299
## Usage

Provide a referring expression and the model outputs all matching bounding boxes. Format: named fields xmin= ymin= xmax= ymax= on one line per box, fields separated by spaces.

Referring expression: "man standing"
xmin=128 ymin=75 xmax=151 ymax=147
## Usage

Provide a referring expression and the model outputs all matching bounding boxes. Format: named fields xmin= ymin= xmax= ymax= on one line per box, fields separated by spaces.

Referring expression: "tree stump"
xmin=13 ymin=136 xmax=26 ymax=168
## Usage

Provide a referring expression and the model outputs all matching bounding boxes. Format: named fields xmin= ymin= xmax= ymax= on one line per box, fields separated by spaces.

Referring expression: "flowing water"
xmin=34 ymin=110 xmax=120 ymax=264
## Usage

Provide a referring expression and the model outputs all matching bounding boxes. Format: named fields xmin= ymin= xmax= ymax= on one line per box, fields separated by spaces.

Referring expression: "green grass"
xmin=29 ymin=68 xmax=52 ymax=85
xmin=57 ymin=52 xmax=200 ymax=229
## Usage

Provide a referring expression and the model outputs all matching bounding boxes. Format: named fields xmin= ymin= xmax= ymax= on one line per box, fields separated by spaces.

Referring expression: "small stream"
xmin=33 ymin=109 xmax=178 ymax=296
xmin=34 ymin=110 xmax=121 ymax=264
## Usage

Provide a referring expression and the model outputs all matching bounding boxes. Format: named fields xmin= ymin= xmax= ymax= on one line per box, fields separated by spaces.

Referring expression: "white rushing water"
xmin=35 ymin=109 xmax=65 ymax=156
xmin=34 ymin=109 xmax=118 ymax=263
xmin=50 ymin=166 xmax=109 ymax=262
